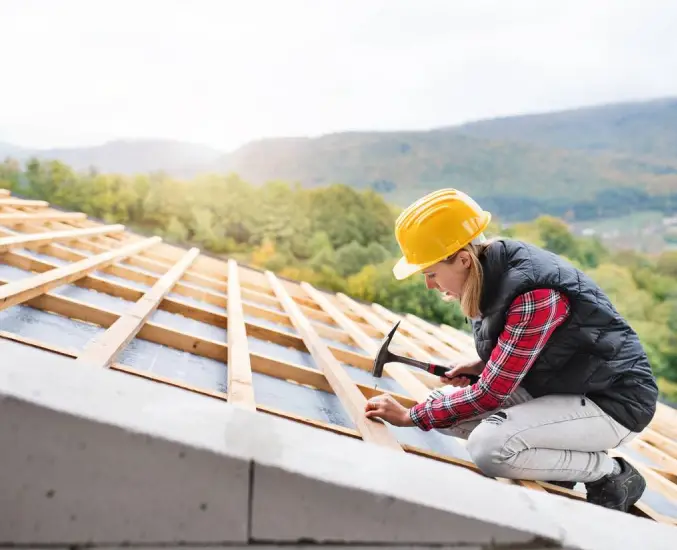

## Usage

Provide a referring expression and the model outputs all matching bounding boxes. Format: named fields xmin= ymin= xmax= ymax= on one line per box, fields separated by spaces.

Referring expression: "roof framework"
xmin=0 ymin=189 xmax=676 ymax=528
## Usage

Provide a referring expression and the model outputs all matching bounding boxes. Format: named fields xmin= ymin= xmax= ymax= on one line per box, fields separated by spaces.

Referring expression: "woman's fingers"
xmin=364 ymin=395 xmax=388 ymax=417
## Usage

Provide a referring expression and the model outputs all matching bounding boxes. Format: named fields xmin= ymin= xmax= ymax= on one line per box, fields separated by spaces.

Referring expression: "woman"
xmin=364 ymin=188 xmax=657 ymax=513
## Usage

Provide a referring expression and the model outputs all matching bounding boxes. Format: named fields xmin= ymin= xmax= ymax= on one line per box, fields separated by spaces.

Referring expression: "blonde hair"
xmin=443 ymin=240 xmax=493 ymax=319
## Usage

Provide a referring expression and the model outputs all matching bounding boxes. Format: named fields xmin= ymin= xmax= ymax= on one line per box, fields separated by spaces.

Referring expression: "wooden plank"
xmin=303 ymin=282 xmax=432 ymax=402
xmin=0 ymin=211 xmax=87 ymax=225
xmin=74 ymin=247 xmax=200 ymax=369
xmin=629 ymin=438 xmax=677 ymax=480
xmin=0 ymin=249 xmax=375 ymax=371
xmin=651 ymin=403 xmax=677 ymax=442
xmin=0 ymin=224 xmax=126 ymax=252
xmin=226 ymin=259 xmax=256 ymax=410
xmin=267 ymin=270 xmax=403 ymax=451
xmin=372 ymin=303 xmax=467 ymax=363
xmin=0 ymin=327 xmax=666 ymax=523
xmin=641 ymin=428 xmax=677 ymax=460
xmin=0 ymin=198 xmax=49 ymax=208
xmin=0 ymin=236 xmax=161 ymax=311
xmin=406 ymin=313 xmax=479 ymax=359
xmin=441 ymin=323 xmax=476 ymax=347
xmin=337 ymin=293 xmax=443 ymax=386
xmin=0 ymin=276 xmax=414 ymax=407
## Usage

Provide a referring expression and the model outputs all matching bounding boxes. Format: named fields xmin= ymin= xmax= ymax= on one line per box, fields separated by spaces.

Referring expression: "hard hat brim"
xmin=392 ymin=256 xmax=432 ymax=280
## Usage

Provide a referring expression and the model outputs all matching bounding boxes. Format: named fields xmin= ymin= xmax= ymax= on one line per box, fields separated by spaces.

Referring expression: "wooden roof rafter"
xmin=75 ymin=247 xmax=201 ymax=369
xmin=0 ymin=190 xmax=674 ymax=526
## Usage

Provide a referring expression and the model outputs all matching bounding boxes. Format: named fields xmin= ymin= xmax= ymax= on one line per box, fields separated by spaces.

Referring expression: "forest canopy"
xmin=1 ymin=157 xmax=676 ymax=402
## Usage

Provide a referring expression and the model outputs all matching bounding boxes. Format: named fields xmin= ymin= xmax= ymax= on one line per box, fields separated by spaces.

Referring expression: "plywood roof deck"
xmin=0 ymin=189 xmax=676 ymax=526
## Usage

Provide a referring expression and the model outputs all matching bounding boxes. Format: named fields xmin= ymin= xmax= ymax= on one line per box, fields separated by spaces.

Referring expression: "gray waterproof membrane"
xmin=0 ymin=257 xmax=537 ymax=471
xmin=60 ymin=244 xmax=93 ymax=256
xmin=244 ymin=312 xmax=297 ymax=336
xmin=19 ymin=248 xmax=71 ymax=266
xmin=0 ymin=304 xmax=105 ymax=351
xmin=96 ymin=269 xmax=154 ymax=292
xmin=118 ymin=260 xmax=166 ymax=276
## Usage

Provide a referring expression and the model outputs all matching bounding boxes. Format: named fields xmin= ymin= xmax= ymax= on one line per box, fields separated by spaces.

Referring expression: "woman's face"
xmin=422 ymin=251 xmax=471 ymax=300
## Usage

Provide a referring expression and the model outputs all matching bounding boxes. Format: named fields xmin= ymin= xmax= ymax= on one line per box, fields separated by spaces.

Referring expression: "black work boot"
xmin=546 ymin=480 xmax=576 ymax=490
xmin=585 ymin=457 xmax=646 ymax=512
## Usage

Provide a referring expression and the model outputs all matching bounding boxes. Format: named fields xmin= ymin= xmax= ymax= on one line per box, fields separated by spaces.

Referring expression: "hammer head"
xmin=372 ymin=320 xmax=400 ymax=378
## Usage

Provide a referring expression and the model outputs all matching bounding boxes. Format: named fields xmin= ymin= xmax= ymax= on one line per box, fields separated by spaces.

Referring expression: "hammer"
xmin=371 ymin=320 xmax=480 ymax=383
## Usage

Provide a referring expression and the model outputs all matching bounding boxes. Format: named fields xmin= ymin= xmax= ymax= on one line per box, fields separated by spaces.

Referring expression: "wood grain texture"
xmin=0 ymin=211 xmax=87 ymax=224
xmin=0 ymin=236 xmax=161 ymax=311
xmin=0 ymin=224 xmax=125 ymax=252
xmin=303 ymin=283 xmax=432 ymax=403
xmin=75 ymin=247 xmax=200 ymax=369
xmin=267 ymin=271 xmax=403 ymax=451
xmin=226 ymin=259 xmax=256 ymax=409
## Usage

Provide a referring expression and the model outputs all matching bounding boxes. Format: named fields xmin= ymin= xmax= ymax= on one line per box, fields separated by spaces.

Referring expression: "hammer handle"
xmin=428 ymin=363 xmax=480 ymax=383
xmin=394 ymin=355 xmax=480 ymax=383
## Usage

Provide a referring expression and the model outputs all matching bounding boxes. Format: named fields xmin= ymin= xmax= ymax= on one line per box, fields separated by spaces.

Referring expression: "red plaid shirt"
xmin=410 ymin=288 xmax=570 ymax=431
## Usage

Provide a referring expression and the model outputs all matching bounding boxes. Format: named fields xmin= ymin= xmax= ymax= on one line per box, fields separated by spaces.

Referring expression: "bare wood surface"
xmin=337 ymin=293 xmax=444 ymax=388
xmin=406 ymin=313 xmax=479 ymax=359
xmin=0 ymin=236 xmax=161 ymax=311
xmin=226 ymin=259 xmax=256 ymax=409
xmin=303 ymin=282 xmax=432 ymax=402
xmin=267 ymin=270 xmax=403 ymax=451
xmin=0 ymin=198 xmax=49 ymax=208
xmin=0 ymin=224 xmax=126 ymax=252
xmin=75 ymin=247 xmax=200 ymax=369
xmin=0 ymin=310 xmax=665 ymax=522
xmin=0 ymin=211 xmax=87 ymax=225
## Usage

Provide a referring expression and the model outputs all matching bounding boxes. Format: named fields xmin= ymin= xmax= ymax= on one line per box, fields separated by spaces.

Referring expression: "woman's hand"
xmin=364 ymin=394 xmax=415 ymax=427
xmin=440 ymin=359 xmax=484 ymax=388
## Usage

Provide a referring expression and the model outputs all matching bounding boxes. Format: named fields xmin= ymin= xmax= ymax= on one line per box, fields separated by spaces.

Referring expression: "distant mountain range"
xmin=0 ymin=139 xmax=222 ymax=176
xmin=2 ymin=97 xmax=677 ymax=221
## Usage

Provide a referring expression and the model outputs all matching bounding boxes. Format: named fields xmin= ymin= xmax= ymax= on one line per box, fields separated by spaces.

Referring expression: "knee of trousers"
xmin=466 ymin=413 xmax=516 ymax=478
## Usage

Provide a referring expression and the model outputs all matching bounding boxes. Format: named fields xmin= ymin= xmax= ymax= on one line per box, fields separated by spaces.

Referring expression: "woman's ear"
xmin=459 ymin=250 xmax=472 ymax=269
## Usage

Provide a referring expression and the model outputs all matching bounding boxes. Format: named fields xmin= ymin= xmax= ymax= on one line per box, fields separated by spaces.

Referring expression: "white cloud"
xmin=0 ymin=0 xmax=675 ymax=150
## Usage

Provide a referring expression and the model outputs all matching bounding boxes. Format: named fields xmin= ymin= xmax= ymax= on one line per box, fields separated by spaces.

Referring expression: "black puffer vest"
xmin=471 ymin=238 xmax=657 ymax=432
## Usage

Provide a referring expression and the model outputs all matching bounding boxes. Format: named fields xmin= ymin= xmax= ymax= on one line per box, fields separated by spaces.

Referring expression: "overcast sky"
xmin=1 ymin=0 xmax=675 ymax=151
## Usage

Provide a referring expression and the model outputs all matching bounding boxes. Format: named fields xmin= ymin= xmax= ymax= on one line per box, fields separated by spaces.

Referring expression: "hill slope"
xmin=2 ymin=97 xmax=676 ymax=222
xmin=448 ymin=97 xmax=677 ymax=159
xmin=213 ymin=98 xmax=677 ymax=220
xmin=218 ymin=131 xmax=677 ymax=199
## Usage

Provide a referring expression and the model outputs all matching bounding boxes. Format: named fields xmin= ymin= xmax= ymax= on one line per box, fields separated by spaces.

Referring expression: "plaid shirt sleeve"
xmin=409 ymin=288 xmax=571 ymax=431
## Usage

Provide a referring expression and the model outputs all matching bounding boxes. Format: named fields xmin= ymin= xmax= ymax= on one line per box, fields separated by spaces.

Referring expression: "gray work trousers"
xmin=429 ymin=386 xmax=639 ymax=483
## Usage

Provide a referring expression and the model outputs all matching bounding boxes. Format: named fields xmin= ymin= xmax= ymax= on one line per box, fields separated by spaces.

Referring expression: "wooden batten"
xmin=303 ymin=282 xmax=432 ymax=403
xmin=226 ymin=260 xmax=256 ymax=409
xmin=0 ymin=194 xmax=673 ymax=526
xmin=267 ymin=270 xmax=403 ymax=451
xmin=0 ymin=237 xmax=161 ymax=311
xmin=337 ymin=293 xmax=443 ymax=388
xmin=0 ymin=211 xmax=88 ymax=225
xmin=75 ymin=247 xmax=200 ymax=369
xmin=0 ymin=224 xmax=126 ymax=253
xmin=406 ymin=313 xmax=479 ymax=359
xmin=0 ymin=198 xmax=49 ymax=208
xmin=372 ymin=303 xmax=467 ymax=363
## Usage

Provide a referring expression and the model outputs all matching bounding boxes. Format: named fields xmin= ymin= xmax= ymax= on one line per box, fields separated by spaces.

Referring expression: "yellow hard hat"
xmin=392 ymin=188 xmax=491 ymax=280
